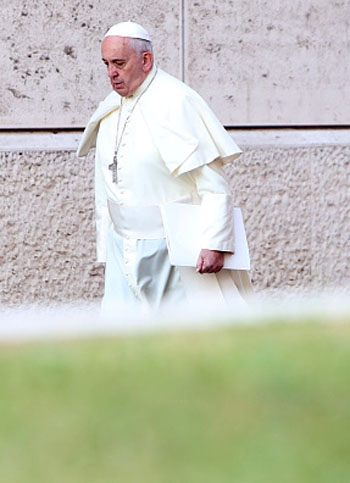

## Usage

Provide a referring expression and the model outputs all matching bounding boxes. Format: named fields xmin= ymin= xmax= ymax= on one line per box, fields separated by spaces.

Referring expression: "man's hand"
xmin=196 ymin=249 xmax=224 ymax=274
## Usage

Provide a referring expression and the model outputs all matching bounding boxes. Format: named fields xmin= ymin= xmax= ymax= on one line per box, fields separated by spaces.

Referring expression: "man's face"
xmin=101 ymin=36 xmax=148 ymax=97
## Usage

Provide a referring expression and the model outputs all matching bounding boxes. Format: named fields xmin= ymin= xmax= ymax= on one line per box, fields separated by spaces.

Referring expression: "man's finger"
xmin=196 ymin=255 xmax=203 ymax=273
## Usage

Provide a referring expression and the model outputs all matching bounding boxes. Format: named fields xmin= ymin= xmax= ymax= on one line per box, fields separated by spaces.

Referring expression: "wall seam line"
xmin=180 ymin=0 xmax=186 ymax=82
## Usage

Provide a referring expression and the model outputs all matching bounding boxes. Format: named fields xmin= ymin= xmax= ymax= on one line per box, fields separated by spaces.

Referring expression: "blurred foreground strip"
xmin=0 ymin=290 xmax=349 ymax=342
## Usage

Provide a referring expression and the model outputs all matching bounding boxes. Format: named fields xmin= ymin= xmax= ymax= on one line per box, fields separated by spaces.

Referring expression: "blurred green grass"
xmin=0 ymin=322 xmax=350 ymax=482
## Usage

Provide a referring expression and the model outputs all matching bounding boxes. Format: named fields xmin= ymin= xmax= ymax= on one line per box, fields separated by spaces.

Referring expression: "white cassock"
xmin=77 ymin=64 xmax=252 ymax=312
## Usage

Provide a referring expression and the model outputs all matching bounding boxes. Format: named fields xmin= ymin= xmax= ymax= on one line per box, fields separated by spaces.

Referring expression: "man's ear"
xmin=142 ymin=52 xmax=153 ymax=73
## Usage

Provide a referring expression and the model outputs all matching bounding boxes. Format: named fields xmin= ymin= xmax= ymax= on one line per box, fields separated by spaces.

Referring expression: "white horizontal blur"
xmin=0 ymin=289 xmax=349 ymax=343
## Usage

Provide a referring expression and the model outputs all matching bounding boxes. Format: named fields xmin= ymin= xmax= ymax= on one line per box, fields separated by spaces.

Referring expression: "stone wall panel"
xmin=0 ymin=0 xmax=181 ymax=127
xmin=1 ymin=0 xmax=349 ymax=127
xmin=185 ymin=0 xmax=350 ymax=125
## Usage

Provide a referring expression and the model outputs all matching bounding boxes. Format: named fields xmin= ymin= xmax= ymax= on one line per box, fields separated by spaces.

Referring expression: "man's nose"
xmin=108 ymin=65 xmax=119 ymax=78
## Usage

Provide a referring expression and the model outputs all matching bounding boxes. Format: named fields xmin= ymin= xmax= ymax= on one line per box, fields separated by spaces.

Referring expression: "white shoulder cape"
xmin=77 ymin=69 xmax=242 ymax=176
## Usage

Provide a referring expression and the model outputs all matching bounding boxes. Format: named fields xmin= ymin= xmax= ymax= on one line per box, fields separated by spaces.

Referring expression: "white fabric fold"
xmin=189 ymin=160 xmax=235 ymax=252
xmin=199 ymin=193 xmax=235 ymax=252
xmin=77 ymin=91 xmax=121 ymax=157
xmin=140 ymin=73 xmax=242 ymax=176
xmin=77 ymin=68 xmax=242 ymax=174
xmin=107 ymin=201 xmax=165 ymax=239
xmin=94 ymin=142 xmax=112 ymax=263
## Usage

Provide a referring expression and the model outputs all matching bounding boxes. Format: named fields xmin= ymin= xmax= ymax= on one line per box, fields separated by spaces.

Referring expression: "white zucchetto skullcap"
xmin=104 ymin=21 xmax=152 ymax=42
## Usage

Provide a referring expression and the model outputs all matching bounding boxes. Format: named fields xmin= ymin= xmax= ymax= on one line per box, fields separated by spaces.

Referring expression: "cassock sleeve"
xmin=94 ymin=145 xmax=112 ymax=263
xmin=188 ymin=159 xmax=235 ymax=253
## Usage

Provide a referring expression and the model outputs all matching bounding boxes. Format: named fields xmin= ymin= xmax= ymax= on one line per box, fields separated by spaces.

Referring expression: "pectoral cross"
xmin=108 ymin=154 xmax=118 ymax=183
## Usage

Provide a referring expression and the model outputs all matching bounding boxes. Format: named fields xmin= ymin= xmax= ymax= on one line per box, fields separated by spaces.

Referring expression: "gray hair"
xmin=128 ymin=37 xmax=153 ymax=56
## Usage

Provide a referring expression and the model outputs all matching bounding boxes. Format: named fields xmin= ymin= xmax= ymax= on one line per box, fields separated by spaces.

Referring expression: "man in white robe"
xmin=77 ymin=21 xmax=252 ymax=312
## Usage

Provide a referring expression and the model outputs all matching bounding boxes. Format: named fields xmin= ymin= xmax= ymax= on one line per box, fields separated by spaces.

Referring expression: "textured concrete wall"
xmin=226 ymin=145 xmax=350 ymax=290
xmin=0 ymin=151 xmax=104 ymax=305
xmin=1 ymin=144 xmax=349 ymax=305
xmin=1 ymin=0 xmax=349 ymax=127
